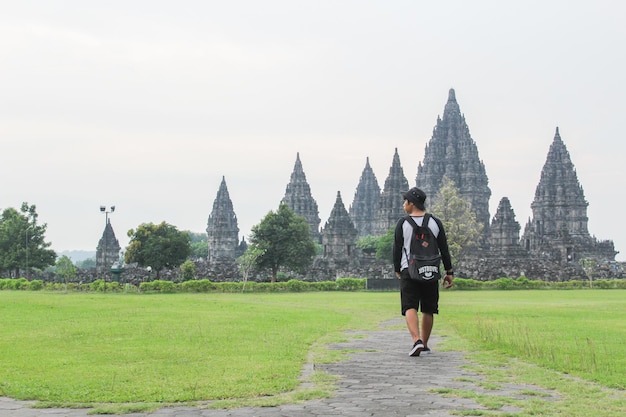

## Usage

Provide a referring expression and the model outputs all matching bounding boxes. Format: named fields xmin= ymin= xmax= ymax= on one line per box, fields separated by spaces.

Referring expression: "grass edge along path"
xmin=0 ymin=291 xmax=393 ymax=414
xmin=434 ymin=325 xmax=626 ymax=416
xmin=435 ymin=289 xmax=626 ymax=416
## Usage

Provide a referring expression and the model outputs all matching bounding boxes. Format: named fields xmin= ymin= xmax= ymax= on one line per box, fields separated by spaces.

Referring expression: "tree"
xmin=125 ymin=222 xmax=191 ymax=279
xmin=0 ymin=202 xmax=56 ymax=277
xmin=180 ymin=260 xmax=196 ymax=281
xmin=356 ymin=235 xmax=380 ymax=255
xmin=579 ymin=258 xmax=595 ymax=288
xmin=76 ymin=258 xmax=96 ymax=269
xmin=237 ymin=246 xmax=264 ymax=291
xmin=249 ymin=203 xmax=316 ymax=283
xmin=186 ymin=231 xmax=208 ymax=259
xmin=56 ymin=255 xmax=77 ymax=284
xmin=376 ymin=228 xmax=395 ymax=262
xmin=430 ymin=176 xmax=483 ymax=265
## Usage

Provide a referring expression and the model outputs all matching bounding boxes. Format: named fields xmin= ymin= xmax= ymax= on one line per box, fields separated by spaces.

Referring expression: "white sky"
xmin=1 ymin=1 xmax=624 ymax=261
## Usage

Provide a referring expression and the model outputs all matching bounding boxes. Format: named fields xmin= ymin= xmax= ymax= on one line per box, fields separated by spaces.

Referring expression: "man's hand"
xmin=396 ymin=272 xmax=401 ymax=280
xmin=443 ymin=274 xmax=453 ymax=289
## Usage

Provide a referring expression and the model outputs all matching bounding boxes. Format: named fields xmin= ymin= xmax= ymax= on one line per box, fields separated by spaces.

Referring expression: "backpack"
xmin=403 ymin=213 xmax=442 ymax=282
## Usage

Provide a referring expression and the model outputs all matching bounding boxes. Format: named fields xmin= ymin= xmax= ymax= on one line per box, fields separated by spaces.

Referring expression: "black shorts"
xmin=399 ymin=269 xmax=439 ymax=315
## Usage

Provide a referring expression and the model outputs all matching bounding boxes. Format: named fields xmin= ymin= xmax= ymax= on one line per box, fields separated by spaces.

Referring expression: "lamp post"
xmin=100 ymin=205 xmax=115 ymax=278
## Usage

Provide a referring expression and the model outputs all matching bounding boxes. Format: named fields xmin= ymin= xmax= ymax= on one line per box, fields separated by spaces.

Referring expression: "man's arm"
xmin=392 ymin=218 xmax=405 ymax=277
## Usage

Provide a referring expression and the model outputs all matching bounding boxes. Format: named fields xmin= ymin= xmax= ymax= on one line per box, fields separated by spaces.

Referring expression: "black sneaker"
xmin=421 ymin=347 xmax=432 ymax=355
xmin=409 ymin=339 xmax=424 ymax=356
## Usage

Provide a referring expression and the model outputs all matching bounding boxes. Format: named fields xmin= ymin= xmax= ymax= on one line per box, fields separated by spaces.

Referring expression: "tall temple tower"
xmin=521 ymin=128 xmax=617 ymax=262
xmin=416 ymin=89 xmax=491 ymax=233
xmin=349 ymin=157 xmax=381 ymax=237
xmin=375 ymin=148 xmax=409 ymax=234
xmin=206 ymin=176 xmax=241 ymax=263
xmin=321 ymin=191 xmax=358 ymax=262
xmin=96 ymin=220 xmax=121 ymax=273
xmin=489 ymin=197 xmax=527 ymax=257
xmin=282 ymin=153 xmax=321 ymax=242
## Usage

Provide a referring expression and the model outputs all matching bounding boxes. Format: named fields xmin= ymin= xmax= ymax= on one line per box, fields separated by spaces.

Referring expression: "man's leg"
xmin=405 ymin=308 xmax=420 ymax=342
xmin=421 ymin=313 xmax=434 ymax=347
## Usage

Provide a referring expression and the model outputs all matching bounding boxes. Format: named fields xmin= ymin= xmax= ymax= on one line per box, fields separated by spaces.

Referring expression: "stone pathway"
xmin=0 ymin=321 xmax=556 ymax=416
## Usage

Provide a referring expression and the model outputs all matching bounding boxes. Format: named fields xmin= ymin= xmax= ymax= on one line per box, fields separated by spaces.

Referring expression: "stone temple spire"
xmin=416 ymin=88 xmax=491 ymax=233
xmin=206 ymin=176 xmax=240 ymax=263
xmin=349 ymin=157 xmax=381 ymax=237
xmin=96 ymin=219 xmax=121 ymax=273
xmin=489 ymin=197 xmax=527 ymax=257
xmin=282 ymin=153 xmax=321 ymax=242
xmin=322 ymin=191 xmax=358 ymax=260
xmin=375 ymin=148 xmax=409 ymax=235
xmin=524 ymin=128 xmax=589 ymax=243
xmin=521 ymin=128 xmax=616 ymax=262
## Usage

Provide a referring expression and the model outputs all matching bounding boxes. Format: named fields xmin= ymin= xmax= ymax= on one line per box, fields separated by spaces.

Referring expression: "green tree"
xmin=237 ymin=246 xmax=264 ymax=291
xmin=356 ymin=235 xmax=380 ymax=255
xmin=186 ymin=231 xmax=208 ymax=259
xmin=56 ymin=255 xmax=77 ymax=284
xmin=430 ymin=176 xmax=483 ymax=265
xmin=125 ymin=222 xmax=191 ymax=279
xmin=76 ymin=258 xmax=96 ymax=269
xmin=249 ymin=203 xmax=316 ymax=283
xmin=0 ymin=202 xmax=56 ymax=277
xmin=376 ymin=228 xmax=395 ymax=262
xmin=180 ymin=260 xmax=196 ymax=281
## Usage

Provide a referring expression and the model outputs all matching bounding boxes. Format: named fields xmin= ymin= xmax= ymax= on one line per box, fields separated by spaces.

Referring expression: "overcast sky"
xmin=1 ymin=1 xmax=624 ymax=262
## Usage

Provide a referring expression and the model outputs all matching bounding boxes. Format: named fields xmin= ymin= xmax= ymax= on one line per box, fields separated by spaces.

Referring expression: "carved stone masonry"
xmin=349 ymin=157 xmax=381 ymax=237
xmin=96 ymin=220 xmax=121 ymax=273
xmin=206 ymin=176 xmax=241 ymax=263
xmin=374 ymin=148 xmax=409 ymax=235
xmin=282 ymin=153 xmax=321 ymax=242
xmin=417 ymin=88 xmax=491 ymax=235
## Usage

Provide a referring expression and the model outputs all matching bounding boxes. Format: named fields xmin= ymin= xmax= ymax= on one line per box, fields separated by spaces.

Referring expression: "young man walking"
xmin=393 ymin=187 xmax=454 ymax=356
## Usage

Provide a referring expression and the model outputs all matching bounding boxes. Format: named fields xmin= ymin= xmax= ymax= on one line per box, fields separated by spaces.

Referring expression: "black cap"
xmin=402 ymin=187 xmax=427 ymax=210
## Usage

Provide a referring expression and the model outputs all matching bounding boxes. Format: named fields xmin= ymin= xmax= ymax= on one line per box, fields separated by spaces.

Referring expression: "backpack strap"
xmin=405 ymin=213 xmax=431 ymax=230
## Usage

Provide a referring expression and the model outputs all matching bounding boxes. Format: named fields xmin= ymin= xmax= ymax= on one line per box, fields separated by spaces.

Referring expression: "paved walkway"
xmin=1 ymin=320 xmax=553 ymax=416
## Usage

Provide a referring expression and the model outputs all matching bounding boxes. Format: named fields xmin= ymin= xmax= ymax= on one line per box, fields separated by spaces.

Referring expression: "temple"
xmin=374 ymin=148 xmax=409 ymax=235
xmin=192 ymin=89 xmax=619 ymax=281
xmin=281 ymin=153 xmax=321 ymax=242
xmin=206 ymin=177 xmax=243 ymax=263
xmin=320 ymin=191 xmax=359 ymax=267
xmin=416 ymin=89 xmax=491 ymax=234
xmin=349 ymin=157 xmax=381 ymax=237
xmin=96 ymin=219 xmax=121 ymax=274
xmin=520 ymin=128 xmax=617 ymax=263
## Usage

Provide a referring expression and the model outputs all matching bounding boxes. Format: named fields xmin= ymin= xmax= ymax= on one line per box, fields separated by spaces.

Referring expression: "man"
xmin=393 ymin=187 xmax=453 ymax=356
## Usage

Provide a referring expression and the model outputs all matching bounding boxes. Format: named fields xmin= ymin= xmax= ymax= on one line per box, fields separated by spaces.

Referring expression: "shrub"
xmin=180 ymin=279 xmax=213 ymax=292
xmin=90 ymin=279 xmax=107 ymax=292
xmin=213 ymin=282 xmax=244 ymax=293
xmin=310 ymin=281 xmax=338 ymax=291
xmin=452 ymin=277 xmax=483 ymax=290
xmin=140 ymin=280 xmax=176 ymax=293
xmin=490 ymin=277 xmax=515 ymax=290
xmin=287 ymin=279 xmax=307 ymax=292
xmin=29 ymin=280 xmax=44 ymax=291
xmin=336 ymin=278 xmax=366 ymax=291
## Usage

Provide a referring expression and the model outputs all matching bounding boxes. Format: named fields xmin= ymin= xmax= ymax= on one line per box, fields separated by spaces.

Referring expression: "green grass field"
xmin=0 ymin=290 xmax=624 ymax=414
xmin=442 ymin=290 xmax=626 ymax=390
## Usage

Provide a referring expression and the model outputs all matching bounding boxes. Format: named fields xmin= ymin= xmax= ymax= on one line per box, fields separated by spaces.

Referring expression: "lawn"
xmin=0 ymin=291 xmax=394 ymax=406
xmin=0 ymin=289 xmax=624 ymax=414
xmin=442 ymin=289 xmax=626 ymax=389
